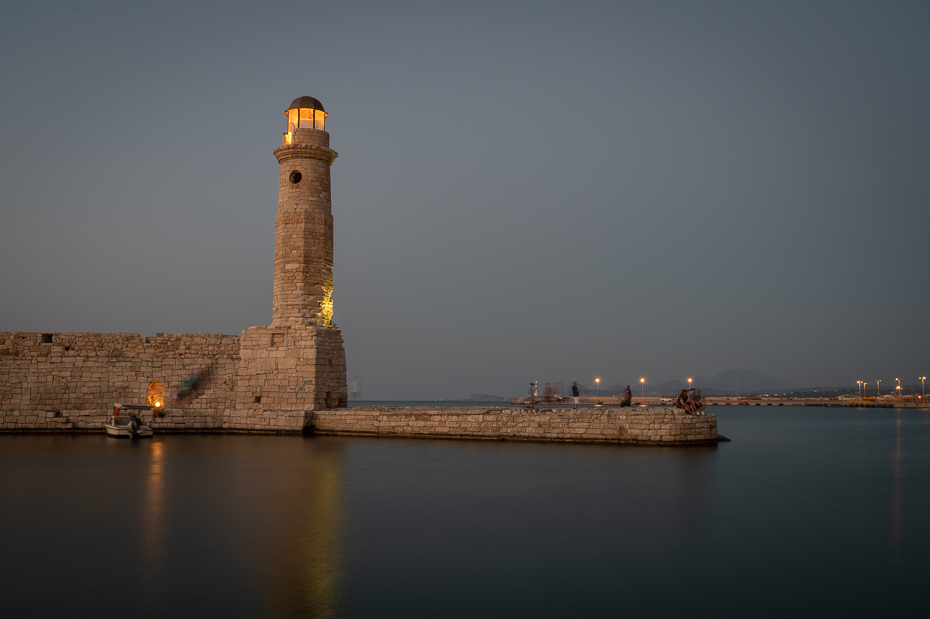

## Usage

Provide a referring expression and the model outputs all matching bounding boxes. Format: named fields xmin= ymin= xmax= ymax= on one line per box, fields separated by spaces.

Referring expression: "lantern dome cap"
xmin=287 ymin=96 xmax=326 ymax=113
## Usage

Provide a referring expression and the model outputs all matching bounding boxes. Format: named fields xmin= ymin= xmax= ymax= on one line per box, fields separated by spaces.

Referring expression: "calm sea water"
xmin=2 ymin=407 xmax=928 ymax=618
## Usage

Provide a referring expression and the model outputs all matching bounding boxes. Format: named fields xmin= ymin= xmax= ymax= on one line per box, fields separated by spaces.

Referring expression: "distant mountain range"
xmin=604 ymin=369 xmax=790 ymax=396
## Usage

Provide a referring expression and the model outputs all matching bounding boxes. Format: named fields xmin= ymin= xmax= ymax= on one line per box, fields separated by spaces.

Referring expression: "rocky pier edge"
xmin=2 ymin=406 xmax=724 ymax=445
xmin=309 ymin=406 xmax=720 ymax=445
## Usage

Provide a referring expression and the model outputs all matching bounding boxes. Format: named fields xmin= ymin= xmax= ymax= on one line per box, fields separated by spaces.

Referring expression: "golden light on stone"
xmin=319 ymin=282 xmax=335 ymax=326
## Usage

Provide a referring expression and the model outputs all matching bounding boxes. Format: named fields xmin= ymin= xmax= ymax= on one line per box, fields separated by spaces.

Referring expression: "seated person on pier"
xmin=677 ymin=389 xmax=697 ymax=414
xmin=690 ymin=389 xmax=706 ymax=415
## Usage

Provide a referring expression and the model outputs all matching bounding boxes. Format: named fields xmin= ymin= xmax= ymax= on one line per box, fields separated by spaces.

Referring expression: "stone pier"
xmin=310 ymin=406 xmax=718 ymax=445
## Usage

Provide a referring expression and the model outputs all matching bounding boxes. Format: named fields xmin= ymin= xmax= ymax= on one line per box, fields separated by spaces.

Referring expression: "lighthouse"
xmin=272 ymin=96 xmax=338 ymax=327
xmin=232 ymin=96 xmax=348 ymax=431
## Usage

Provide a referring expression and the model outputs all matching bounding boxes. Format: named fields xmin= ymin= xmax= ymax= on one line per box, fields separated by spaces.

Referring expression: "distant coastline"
xmin=461 ymin=394 xmax=513 ymax=401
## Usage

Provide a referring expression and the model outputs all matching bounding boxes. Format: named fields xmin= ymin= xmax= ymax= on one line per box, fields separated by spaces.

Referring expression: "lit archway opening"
xmin=147 ymin=380 xmax=164 ymax=409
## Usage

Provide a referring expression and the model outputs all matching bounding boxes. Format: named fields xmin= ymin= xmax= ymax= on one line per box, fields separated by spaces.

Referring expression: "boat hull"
xmin=104 ymin=423 xmax=154 ymax=438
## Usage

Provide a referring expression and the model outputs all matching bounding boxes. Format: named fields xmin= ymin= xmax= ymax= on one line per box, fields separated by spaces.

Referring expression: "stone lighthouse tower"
xmin=231 ymin=96 xmax=348 ymax=432
xmin=272 ymin=96 xmax=338 ymax=327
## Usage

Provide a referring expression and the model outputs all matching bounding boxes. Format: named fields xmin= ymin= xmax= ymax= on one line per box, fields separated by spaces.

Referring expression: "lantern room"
xmin=284 ymin=96 xmax=328 ymax=145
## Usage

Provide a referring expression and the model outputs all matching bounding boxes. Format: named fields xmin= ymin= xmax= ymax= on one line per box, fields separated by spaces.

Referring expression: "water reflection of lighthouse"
xmin=298 ymin=442 xmax=347 ymax=616
xmin=267 ymin=439 xmax=348 ymax=617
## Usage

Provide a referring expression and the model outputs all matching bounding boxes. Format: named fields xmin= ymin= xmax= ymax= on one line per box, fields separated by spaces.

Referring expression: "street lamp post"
xmin=877 ymin=379 xmax=881 ymax=397
xmin=736 ymin=380 xmax=740 ymax=402
xmin=920 ymin=376 xmax=926 ymax=399
xmin=856 ymin=380 xmax=861 ymax=398
xmin=595 ymin=377 xmax=600 ymax=399
xmin=640 ymin=377 xmax=645 ymax=398
xmin=863 ymin=382 xmax=867 ymax=397
xmin=687 ymin=378 xmax=693 ymax=391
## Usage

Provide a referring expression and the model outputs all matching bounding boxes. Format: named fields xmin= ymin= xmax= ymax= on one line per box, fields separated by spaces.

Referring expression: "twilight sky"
xmin=1 ymin=0 xmax=928 ymax=399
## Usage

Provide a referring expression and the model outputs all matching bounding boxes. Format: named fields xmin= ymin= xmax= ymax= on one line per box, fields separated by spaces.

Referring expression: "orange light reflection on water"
xmin=141 ymin=440 xmax=166 ymax=589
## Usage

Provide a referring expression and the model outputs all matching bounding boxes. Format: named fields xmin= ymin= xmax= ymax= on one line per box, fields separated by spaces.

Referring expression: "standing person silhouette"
xmin=572 ymin=381 xmax=580 ymax=409
xmin=620 ymin=385 xmax=632 ymax=408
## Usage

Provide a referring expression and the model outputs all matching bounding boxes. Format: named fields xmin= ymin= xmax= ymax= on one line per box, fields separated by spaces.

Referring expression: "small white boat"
xmin=105 ymin=403 xmax=155 ymax=438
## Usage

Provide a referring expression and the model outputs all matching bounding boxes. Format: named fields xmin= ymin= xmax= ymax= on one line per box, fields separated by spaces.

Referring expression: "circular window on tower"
xmin=289 ymin=170 xmax=302 ymax=184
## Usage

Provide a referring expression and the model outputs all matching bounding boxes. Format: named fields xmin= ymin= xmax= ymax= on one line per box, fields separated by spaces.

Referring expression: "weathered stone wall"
xmin=310 ymin=406 xmax=718 ymax=445
xmin=0 ymin=332 xmax=239 ymax=432
xmin=2 ymin=343 xmax=717 ymax=445
xmin=225 ymin=324 xmax=347 ymax=432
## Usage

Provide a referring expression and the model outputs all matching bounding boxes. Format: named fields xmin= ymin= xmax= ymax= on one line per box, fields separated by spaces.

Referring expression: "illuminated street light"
xmin=640 ymin=377 xmax=645 ymax=398
xmin=736 ymin=379 xmax=741 ymax=402
xmin=687 ymin=378 xmax=693 ymax=389
xmin=877 ymin=379 xmax=881 ymax=397
xmin=595 ymin=377 xmax=600 ymax=399
xmin=920 ymin=377 xmax=926 ymax=398
xmin=863 ymin=382 xmax=868 ymax=397
xmin=856 ymin=380 xmax=861 ymax=398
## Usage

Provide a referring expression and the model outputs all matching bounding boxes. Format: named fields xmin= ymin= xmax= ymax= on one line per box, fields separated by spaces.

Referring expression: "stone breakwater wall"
xmin=1 ymin=329 xmax=348 ymax=434
xmin=1 ymin=333 xmax=716 ymax=444
xmin=1 ymin=332 xmax=240 ymax=432
xmin=310 ymin=407 xmax=718 ymax=445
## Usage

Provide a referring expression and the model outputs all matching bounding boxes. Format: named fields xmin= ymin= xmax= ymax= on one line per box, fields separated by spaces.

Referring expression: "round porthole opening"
xmin=289 ymin=170 xmax=302 ymax=184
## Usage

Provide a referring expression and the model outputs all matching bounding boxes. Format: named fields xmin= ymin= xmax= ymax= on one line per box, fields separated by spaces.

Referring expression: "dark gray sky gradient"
xmin=2 ymin=1 xmax=928 ymax=398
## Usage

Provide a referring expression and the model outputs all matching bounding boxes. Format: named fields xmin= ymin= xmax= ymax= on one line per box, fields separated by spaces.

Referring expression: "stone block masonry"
xmin=0 ymin=331 xmax=239 ymax=432
xmin=0 ymin=331 xmax=715 ymax=443
xmin=225 ymin=324 xmax=347 ymax=433
xmin=1 ymin=332 xmax=718 ymax=444
xmin=310 ymin=406 xmax=718 ymax=445
xmin=0 ymin=329 xmax=348 ymax=434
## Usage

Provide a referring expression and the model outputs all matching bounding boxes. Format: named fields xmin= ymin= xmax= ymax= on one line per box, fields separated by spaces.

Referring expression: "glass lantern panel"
xmin=286 ymin=109 xmax=299 ymax=132
xmin=298 ymin=108 xmax=327 ymax=130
